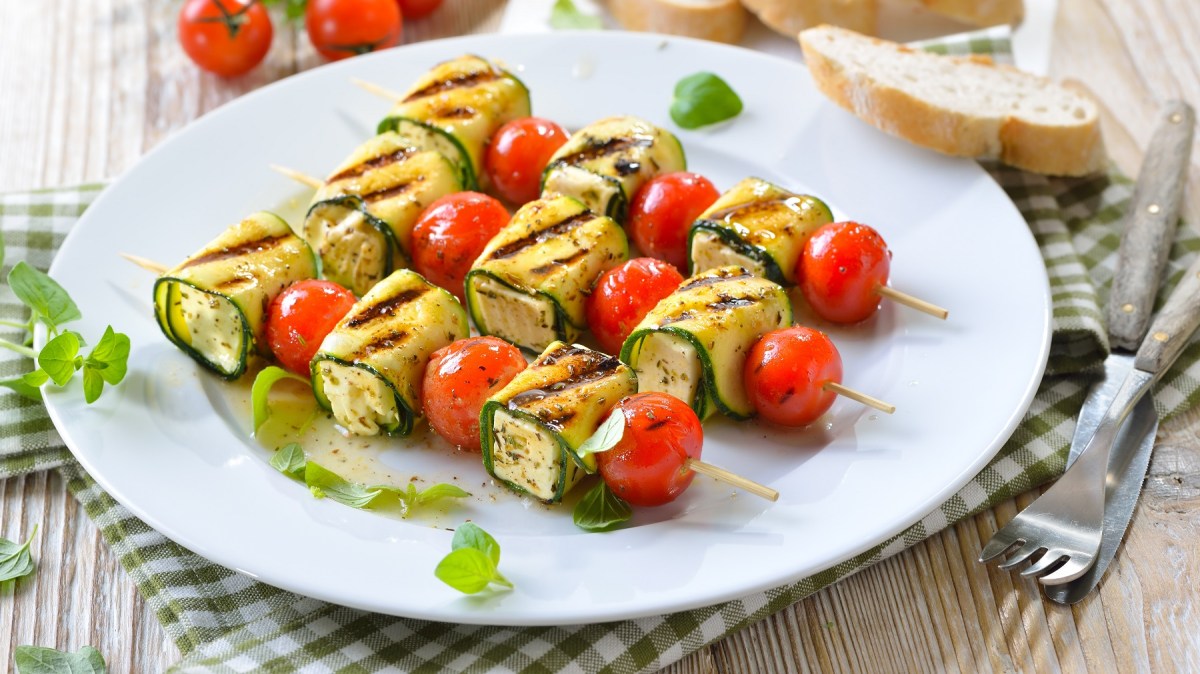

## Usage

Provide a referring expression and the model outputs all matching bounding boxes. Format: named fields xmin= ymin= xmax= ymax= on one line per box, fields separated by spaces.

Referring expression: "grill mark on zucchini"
xmin=704 ymin=197 xmax=797 ymax=223
xmin=678 ymin=269 xmax=756 ymax=292
xmin=506 ymin=347 xmax=622 ymax=409
xmin=529 ymin=248 xmax=590 ymax=276
xmin=346 ymin=288 xmax=429 ymax=328
xmin=328 ymin=148 xmax=416 ymax=182
xmin=485 ymin=212 xmax=593 ymax=261
xmin=179 ymin=234 xmax=292 ymax=270
xmin=708 ymin=296 xmax=758 ymax=311
xmin=360 ymin=181 xmax=416 ymax=203
xmin=433 ymin=106 xmax=477 ymax=120
xmin=403 ymin=70 xmax=499 ymax=102
xmin=350 ymin=329 xmax=411 ymax=360
xmin=551 ymin=136 xmax=654 ymax=167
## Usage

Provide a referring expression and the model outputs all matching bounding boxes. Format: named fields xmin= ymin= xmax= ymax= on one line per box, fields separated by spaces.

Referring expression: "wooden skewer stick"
xmin=877 ymin=286 xmax=948 ymax=320
xmin=824 ymin=382 xmax=896 ymax=414
xmin=121 ymin=252 xmax=167 ymax=275
xmin=270 ymin=164 xmax=324 ymax=189
xmin=351 ymin=78 xmax=403 ymax=103
xmin=684 ymin=459 xmax=779 ymax=502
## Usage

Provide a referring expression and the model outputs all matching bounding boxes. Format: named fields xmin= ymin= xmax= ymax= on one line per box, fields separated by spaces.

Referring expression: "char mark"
xmin=346 ymin=288 xmax=428 ymax=328
xmin=433 ymin=106 xmax=477 ymax=120
xmin=707 ymin=297 xmax=756 ymax=311
xmin=678 ymin=269 xmax=755 ymax=293
xmin=704 ymin=196 xmax=794 ymax=224
xmin=486 ymin=212 xmax=592 ymax=261
xmin=328 ymin=148 xmax=415 ymax=183
xmin=530 ymin=249 xmax=589 ymax=276
xmin=552 ymin=136 xmax=653 ymax=167
xmin=403 ymin=70 xmax=498 ymax=103
xmin=181 ymin=234 xmax=292 ymax=270
xmin=359 ymin=181 xmax=416 ymax=203
xmin=350 ymin=329 xmax=411 ymax=360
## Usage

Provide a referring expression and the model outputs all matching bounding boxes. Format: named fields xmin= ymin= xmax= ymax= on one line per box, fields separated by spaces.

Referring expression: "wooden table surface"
xmin=2 ymin=0 xmax=1198 ymax=671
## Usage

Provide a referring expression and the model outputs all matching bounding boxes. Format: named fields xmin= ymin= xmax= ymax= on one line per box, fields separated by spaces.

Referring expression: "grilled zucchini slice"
xmin=620 ymin=266 xmax=791 ymax=420
xmin=377 ymin=54 xmax=531 ymax=190
xmin=481 ymin=341 xmax=637 ymax=503
xmin=688 ymin=177 xmax=834 ymax=285
xmin=465 ymin=195 xmax=628 ymax=353
xmin=153 ymin=212 xmax=316 ymax=380
xmin=311 ymin=269 xmax=468 ymax=437
xmin=541 ymin=116 xmax=686 ymax=224
xmin=304 ymin=131 xmax=462 ymax=296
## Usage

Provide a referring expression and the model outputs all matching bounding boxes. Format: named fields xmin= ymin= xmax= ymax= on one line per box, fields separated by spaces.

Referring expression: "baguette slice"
xmin=741 ymin=0 xmax=877 ymax=38
xmin=917 ymin=0 xmax=1024 ymax=28
xmin=799 ymin=25 xmax=1106 ymax=176
xmin=609 ymin=0 xmax=748 ymax=44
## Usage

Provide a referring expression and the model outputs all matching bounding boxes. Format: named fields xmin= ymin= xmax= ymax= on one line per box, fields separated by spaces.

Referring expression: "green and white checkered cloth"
xmin=4 ymin=31 xmax=1200 ymax=674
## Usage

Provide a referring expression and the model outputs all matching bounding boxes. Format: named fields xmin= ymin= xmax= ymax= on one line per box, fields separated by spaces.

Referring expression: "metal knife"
xmin=1045 ymin=100 xmax=1195 ymax=604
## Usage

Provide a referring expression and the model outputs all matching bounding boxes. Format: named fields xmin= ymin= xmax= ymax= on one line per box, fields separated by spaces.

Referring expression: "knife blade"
xmin=1043 ymin=100 xmax=1194 ymax=603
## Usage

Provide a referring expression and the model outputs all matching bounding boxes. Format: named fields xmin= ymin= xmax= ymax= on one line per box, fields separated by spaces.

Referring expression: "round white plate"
xmin=44 ymin=32 xmax=1051 ymax=626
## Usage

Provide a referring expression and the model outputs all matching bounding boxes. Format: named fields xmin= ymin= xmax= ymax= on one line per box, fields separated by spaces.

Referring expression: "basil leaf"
xmin=549 ymin=0 xmax=602 ymax=30
xmin=304 ymin=462 xmax=383 ymax=509
xmin=23 ymin=370 xmax=49 ymax=387
xmin=451 ymin=522 xmax=500 ymax=565
xmin=270 ymin=443 xmax=306 ymax=480
xmin=81 ymin=368 xmax=103 ymax=404
xmin=0 ymin=524 xmax=38 ymax=582
xmin=576 ymin=409 xmax=625 ymax=456
xmin=13 ymin=645 xmax=106 ymax=674
xmin=251 ymin=365 xmax=309 ymax=432
xmin=8 ymin=262 xmax=81 ymax=332
xmin=38 ymin=332 xmax=81 ymax=386
xmin=573 ymin=481 xmax=632 ymax=532
xmin=411 ymin=483 xmax=471 ymax=507
xmin=0 ymin=378 xmax=43 ymax=402
xmin=670 ymin=72 xmax=744 ymax=130
xmin=85 ymin=326 xmax=130 ymax=386
xmin=434 ymin=547 xmax=499 ymax=594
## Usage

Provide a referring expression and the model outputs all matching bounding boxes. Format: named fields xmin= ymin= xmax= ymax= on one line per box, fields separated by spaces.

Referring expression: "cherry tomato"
xmin=423 ymin=337 xmax=527 ymax=450
xmin=411 ymin=192 xmax=510 ymax=301
xmin=585 ymin=258 xmax=684 ymax=355
xmin=744 ymin=326 xmax=843 ymax=427
xmin=177 ymin=0 xmax=273 ymax=78
xmin=628 ymin=172 xmax=720 ymax=270
xmin=596 ymin=392 xmax=703 ymax=507
xmin=484 ymin=117 xmax=570 ymax=204
xmin=798 ymin=221 xmax=892 ymax=324
xmin=265 ymin=280 xmax=358 ymax=376
xmin=306 ymin=0 xmax=402 ymax=61
xmin=396 ymin=0 xmax=444 ymax=19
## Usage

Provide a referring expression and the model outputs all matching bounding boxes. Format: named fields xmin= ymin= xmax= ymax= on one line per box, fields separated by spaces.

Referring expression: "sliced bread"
xmin=741 ymin=0 xmax=877 ymax=39
xmin=798 ymin=25 xmax=1106 ymax=176
xmin=609 ymin=0 xmax=748 ymax=45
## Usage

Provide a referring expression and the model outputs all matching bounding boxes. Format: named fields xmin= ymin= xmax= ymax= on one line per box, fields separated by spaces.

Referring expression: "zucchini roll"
xmin=311 ymin=269 xmax=468 ymax=437
xmin=620 ymin=265 xmax=791 ymax=420
xmin=481 ymin=341 xmax=636 ymax=503
xmin=153 ymin=212 xmax=316 ymax=380
xmin=377 ymin=54 xmax=531 ymax=190
xmin=465 ymin=195 xmax=628 ymax=353
xmin=688 ymin=177 xmax=834 ymax=285
xmin=304 ymin=131 xmax=462 ymax=296
xmin=541 ymin=115 xmax=686 ymax=224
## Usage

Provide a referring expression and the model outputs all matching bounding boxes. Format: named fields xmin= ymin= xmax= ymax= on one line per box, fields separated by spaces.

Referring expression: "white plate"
xmin=44 ymin=32 xmax=1050 ymax=626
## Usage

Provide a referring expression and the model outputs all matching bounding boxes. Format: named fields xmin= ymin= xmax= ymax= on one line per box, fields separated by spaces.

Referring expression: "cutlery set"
xmin=980 ymin=100 xmax=1197 ymax=602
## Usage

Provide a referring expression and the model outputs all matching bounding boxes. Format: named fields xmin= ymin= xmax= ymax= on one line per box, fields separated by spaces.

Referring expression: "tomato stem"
xmin=192 ymin=0 xmax=258 ymax=38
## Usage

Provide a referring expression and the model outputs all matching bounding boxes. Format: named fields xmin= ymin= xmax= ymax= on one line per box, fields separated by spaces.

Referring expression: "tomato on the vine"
xmin=596 ymin=393 xmax=703 ymax=507
xmin=396 ymin=0 xmax=445 ymax=19
xmin=484 ymin=117 xmax=570 ymax=205
xmin=585 ymin=257 xmax=684 ymax=355
xmin=306 ymin=0 xmax=402 ymax=61
xmin=265 ymin=280 xmax=358 ymax=376
xmin=798 ymin=221 xmax=892 ymax=324
xmin=178 ymin=0 xmax=273 ymax=78
xmin=744 ymin=326 xmax=843 ymax=427
xmin=411 ymin=192 xmax=510 ymax=301
xmin=627 ymin=172 xmax=720 ymax=270
xmin=422 ymin=337 xmax=527 ymax=450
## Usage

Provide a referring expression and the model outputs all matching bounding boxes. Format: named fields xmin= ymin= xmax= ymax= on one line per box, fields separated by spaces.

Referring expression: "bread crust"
xmin=609 ymin=0 xmax=748 ymax=44
xmin=919 ymin=0 xmax=1024 ymax=28
xmin=741 ymin=0 xmax=877 ymax=38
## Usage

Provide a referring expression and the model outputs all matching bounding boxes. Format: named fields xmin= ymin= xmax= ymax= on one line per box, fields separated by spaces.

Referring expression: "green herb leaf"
xmin=670 ymin=72 xmax=744 ymax=129
xmin=0 ymin=524 xmax=38 ymax=582
xmin=549 ymin=0 xmax=602 ymax=30
xmin=8 ymin=262 xmax=81 ymax=333
xmin=251 ymin=365 xmax=309 ymax=432
xmin=411 ymin=483 xmax=471 ymax=507
xmin=23 ymin=370 xmax=49 ymax=387
xmin=434 ymin=547 xmax=501 ymax=594
xmin=85 ymin=326 xmax=130 ymax=386
xmin=13 ymin=645 xmax=106 ymax=674
xmin=573 ymin=481 xmax=632 ymax=532
xmin=261 ymin=0 xmax=307 ymax=20
xmin=0 ymin=378 xmax=43 ymax=402
xmin=451 ymin=522 xmax=500 ymax=565
xmin=81 ymin=368 xmax=102 ymax=404
xmin=38 ymin=331 xmax=81 ymax=386
xmin=270 ymin=443 xmax=307 ymax=480
xmin=303 ymin=462 xmax=383 ymax=509
xmin=576 ymin=409 xmax=625 ymax=456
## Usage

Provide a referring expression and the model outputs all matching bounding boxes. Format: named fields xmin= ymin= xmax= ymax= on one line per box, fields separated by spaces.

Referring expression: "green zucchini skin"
xmin=304 ymin=131 xmax=462 ymax=297
xmin=688 ymin=177 xmax=834 ymax=285
xmin=310 ymin=269 xmax=469 ymax=437
xmin=481 ymin=341 xmax=637 ymax=503
xmin=464 ymin=195 xmax=628 ymax=353
xmin=620 ymin=265 xmax=792 ymax=420
xmin=153 ymin=212 xmax=317 ymax=380
xmin=541 ymin=115 xmax=686 ymax=224
xmin=377 ymin=55 xmax=531 ymax=191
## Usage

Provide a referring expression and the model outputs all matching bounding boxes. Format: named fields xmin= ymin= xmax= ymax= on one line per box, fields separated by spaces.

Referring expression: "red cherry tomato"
xmin=596 ymin=392 xmax=703 ymax=507
xmin=585 ymin=258 xmax=684 ymax=355
xmin=265 ymin=280 xmax=358 ymax=375
xmin=306 ymin=0 xmax=402 ymax=61
xmin=628 ymin=172 xmax=720 ymax=270
xmin=177 ymin=0 xmax=273 ymax=78
xmin=411 ymin=192 xmax=510 ymax=301
xmin=422 ymin=337 xmax=527 ymax=450
xmin=744 ymin=326 xmax=843 ymax=427
xmin=798 ymin=221 xmax=892 ymax=324
xmin=484 ymin=117 xmax=570 ymax=204
xmin=396 ymin=0 xmax=444 ymax=18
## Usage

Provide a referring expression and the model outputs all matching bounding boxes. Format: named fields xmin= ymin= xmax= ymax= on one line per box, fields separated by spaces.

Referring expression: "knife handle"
xmin=1135 ymin=250 xmax=1200 ymax=374
xmin=1108 ymin=100 xmax=1195 ymax=350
